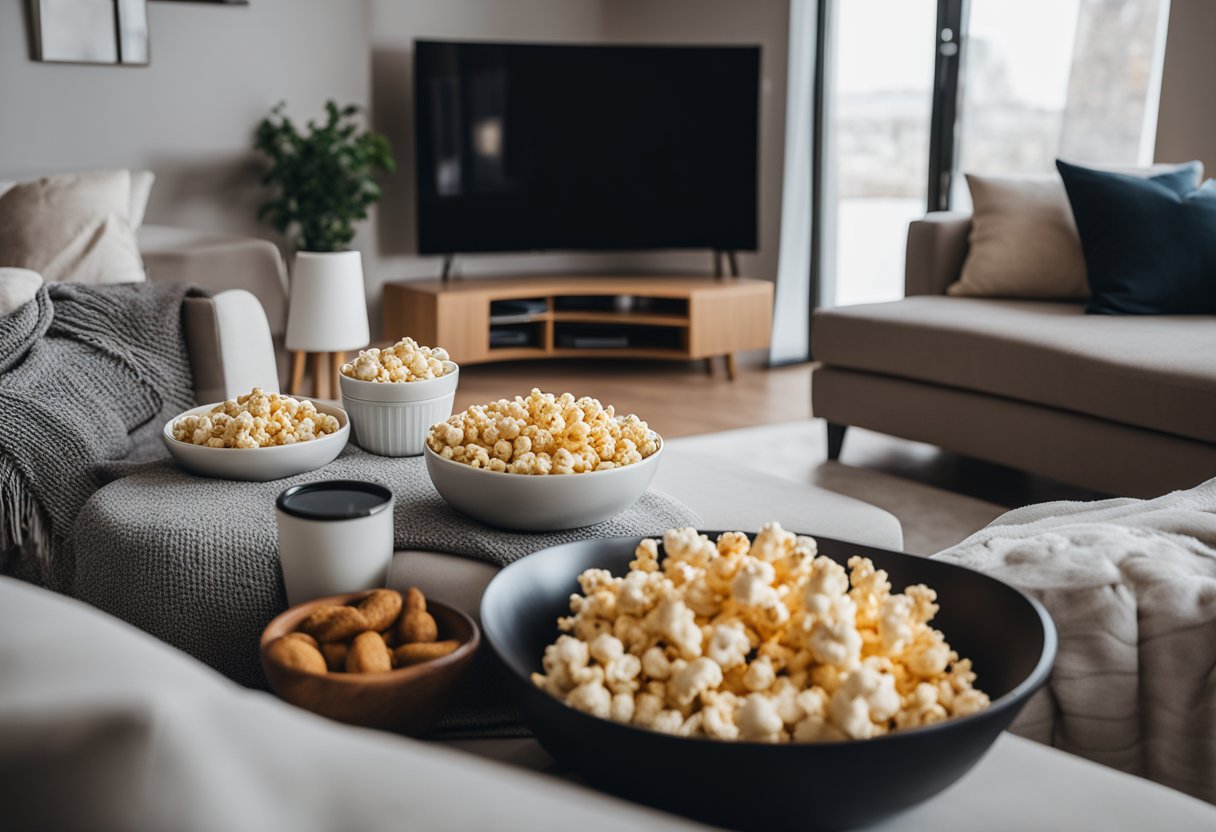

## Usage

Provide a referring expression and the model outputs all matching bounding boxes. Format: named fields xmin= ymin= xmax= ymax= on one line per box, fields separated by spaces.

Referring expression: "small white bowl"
xmin=339 ymin=361 xmax=459 ymax=457
xmin=424 ymin=436 xmax=664 ymax=531
xmin=162 ymin=400 xmax=349 ymax=481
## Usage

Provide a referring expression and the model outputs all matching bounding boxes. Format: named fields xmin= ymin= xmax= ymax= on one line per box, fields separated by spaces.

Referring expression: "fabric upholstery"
xmin=0 ymin=169 xmax=145 ymax=284
xmin=0 ymin=576 xmax=701 ymax=832
xmin=812 ymin=368 xmax=1216 ymax=498
xmin=812 ymin=295 xmax=1216 ymax=444
xmin=182 ymin=290 xmax=280 ymax=403
xmin=904 ymin=211 xmax=971 ymax=297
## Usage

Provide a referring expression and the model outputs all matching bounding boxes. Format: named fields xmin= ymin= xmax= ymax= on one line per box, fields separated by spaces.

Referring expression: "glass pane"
xmin=955 ymin=0 xmax=1167 ymax=203
xmin=827 ymin=0 xmax=937 ymax=306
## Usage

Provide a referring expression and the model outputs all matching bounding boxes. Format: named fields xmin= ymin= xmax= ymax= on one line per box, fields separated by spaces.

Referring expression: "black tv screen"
xmin=413 ymin=40 xmax=760 ymax=256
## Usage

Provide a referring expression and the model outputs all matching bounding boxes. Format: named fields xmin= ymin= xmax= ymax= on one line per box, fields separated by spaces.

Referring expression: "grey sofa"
xmin=811 ymin=211 xmax=1216 ymax=499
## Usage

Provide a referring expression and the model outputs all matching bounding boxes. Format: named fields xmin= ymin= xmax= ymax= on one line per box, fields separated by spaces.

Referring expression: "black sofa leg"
xmin=826 ymin=422 xmax=848 ymax=461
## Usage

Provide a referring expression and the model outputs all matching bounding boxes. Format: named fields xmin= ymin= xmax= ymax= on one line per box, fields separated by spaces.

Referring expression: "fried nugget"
xmin=299 ymin=605 xmax=369 ymax=643
xmin=265 ymin=634 xmax=327 ymax=675
xmin=346 ymin=630 xmax=393 ymax=673
xmin=398 ymin=587 xmax=438 ymax=644
xmin=357 ymin=588 xmax=403 ymax=632
xmin=321 ymin=642 xmax=349 ymax=672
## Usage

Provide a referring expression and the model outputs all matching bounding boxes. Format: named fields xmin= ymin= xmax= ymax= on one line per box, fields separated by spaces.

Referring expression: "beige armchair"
xmin=140 ymin=224 xmax=287 ymax=402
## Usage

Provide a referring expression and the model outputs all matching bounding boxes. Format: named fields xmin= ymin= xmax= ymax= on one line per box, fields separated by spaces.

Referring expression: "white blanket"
xmin=934 ymin=478 xmax=1216 ymax=803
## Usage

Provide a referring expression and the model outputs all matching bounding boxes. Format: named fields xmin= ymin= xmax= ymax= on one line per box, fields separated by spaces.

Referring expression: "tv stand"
xmin=382 ymin=274 xmax=773 ymax=379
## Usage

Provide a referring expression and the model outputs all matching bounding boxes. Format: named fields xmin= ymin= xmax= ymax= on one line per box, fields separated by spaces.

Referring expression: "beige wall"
xmin=0 ymin=0 xmax=371 ymax=242
xmin=369 ymin=0 xmax=790 ymax=317
xmin=1154 ymin=0 xmax=1216 ymax=173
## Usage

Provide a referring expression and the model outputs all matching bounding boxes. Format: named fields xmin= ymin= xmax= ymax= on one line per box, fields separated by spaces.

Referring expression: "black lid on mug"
xmin=276 ymin=480 xmax=394 ymax=521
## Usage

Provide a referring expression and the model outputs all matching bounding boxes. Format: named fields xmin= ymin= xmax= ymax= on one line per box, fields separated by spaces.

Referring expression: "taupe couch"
xmin=812 ymin=211 xmax=1216 ymax=498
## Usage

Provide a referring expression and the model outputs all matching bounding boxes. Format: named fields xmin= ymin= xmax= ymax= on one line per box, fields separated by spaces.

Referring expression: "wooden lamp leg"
xmin=289 ymin=351 xmax=306 ymax=395
xmin=312 ymin=352 xmax=328 ymax=400
xmin=331 ymin=352 xmax=344 ymax=395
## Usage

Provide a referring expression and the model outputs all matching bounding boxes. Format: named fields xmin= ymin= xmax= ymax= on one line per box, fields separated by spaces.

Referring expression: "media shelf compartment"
xmin=553 ymin=295 xmax=688 ymax=318
xmin=554 ymin=322 xmax=685 ymax=352
xmin=489 ymin=320 xmax=545 ymax=350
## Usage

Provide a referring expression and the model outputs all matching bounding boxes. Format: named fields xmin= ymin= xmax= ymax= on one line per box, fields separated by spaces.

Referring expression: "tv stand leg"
xmin=725 ymin=353 xmax=737 ymax=380
xmin=440 ymin=254 xmax=454 ymax=283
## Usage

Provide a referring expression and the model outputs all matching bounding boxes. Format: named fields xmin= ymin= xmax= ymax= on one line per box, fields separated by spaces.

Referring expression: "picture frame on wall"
xmin=30 ymin=0 xmax=150 ymax=66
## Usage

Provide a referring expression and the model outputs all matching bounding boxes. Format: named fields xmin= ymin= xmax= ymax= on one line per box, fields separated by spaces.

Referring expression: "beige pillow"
xmin=0 ymin=170 xmax=145 ymax=285
xmin=950 ymin=163 xmax=1205 ymax=300
xmin=0 ymin=169 xmax=154 ymax=229
xmin=949 ymin=173 xmax=1090 ymax=299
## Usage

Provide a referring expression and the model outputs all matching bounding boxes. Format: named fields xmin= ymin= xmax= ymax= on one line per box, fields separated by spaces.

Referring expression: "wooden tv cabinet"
xmin=381 ymin=275 xmax=773 ymax=378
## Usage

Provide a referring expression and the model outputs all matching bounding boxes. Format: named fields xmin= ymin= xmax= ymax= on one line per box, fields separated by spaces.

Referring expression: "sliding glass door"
xmin=816 ymin=0 xmax=1171 ymax=310
xmin=951 ymin=0 xmax=1169 ymax=207
xmin=821 ymin=0 xmax=937 ymax=307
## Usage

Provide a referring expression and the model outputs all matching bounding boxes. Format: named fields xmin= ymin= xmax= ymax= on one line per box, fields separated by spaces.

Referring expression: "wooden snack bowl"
xmin=260 ymin=590 xmax=479 ymax=736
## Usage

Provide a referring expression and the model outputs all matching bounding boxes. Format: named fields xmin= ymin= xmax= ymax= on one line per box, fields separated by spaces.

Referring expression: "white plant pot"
xmin=285 ymin=250 xmax=370 ymax=352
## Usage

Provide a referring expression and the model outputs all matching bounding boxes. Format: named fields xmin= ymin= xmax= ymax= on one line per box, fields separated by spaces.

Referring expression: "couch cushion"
xmin=813 ymin=296 xmax=1216 ymax=444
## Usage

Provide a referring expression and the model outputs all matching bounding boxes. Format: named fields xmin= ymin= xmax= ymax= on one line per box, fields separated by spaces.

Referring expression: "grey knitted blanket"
xmin=0 ymin=283 xmax=198 ymax=589
xmin=72 ymin=446 xmax=701 ymax=693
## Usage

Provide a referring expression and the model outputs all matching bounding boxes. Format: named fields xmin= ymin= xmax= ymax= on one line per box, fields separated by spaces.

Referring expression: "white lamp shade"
xmin=285 ymin=251 xmax=371 ymax=352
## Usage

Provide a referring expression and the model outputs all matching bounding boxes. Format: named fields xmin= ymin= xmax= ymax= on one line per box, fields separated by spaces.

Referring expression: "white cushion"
xmin=0 ymin=169 xmax=145 ymax=285
xmin=949 ymin=162 xmax=1204 ymax=300
xmin=0 ymin=267 xmax=43 ymax=316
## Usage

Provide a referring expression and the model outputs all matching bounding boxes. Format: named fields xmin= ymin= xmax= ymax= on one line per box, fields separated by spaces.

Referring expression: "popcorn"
xmin=171 ymin=388 xmax=339 ymax=448
xmin=531 ymin=522 xmax=991 ymax=743
xmin=340 ymin=337 xmax=451 ymax=383
xmin=427 ymin=389 xmax=660 ymax=475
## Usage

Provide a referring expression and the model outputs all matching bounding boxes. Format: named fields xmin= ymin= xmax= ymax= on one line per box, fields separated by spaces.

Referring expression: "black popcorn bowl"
xmin=480 ymin=532 xmax=1056 ymax=831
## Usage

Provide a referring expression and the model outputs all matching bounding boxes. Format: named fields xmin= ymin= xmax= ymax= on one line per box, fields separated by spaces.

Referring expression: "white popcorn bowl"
xmin=162 ymin=400 xmax=349 ymax=481
xmin=339 ymin=362 xmax=459 ymax=457
xmin=424 ymin=435 xmax=663 ymax=531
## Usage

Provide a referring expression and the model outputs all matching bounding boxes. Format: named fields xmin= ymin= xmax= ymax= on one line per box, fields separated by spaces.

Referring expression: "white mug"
xmin=275 ymin=480 xmax=395 ymax=606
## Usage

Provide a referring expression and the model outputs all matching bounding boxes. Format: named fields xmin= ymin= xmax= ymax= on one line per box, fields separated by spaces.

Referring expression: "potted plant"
xmin=254 ymin=101 xmax=395 ymax=396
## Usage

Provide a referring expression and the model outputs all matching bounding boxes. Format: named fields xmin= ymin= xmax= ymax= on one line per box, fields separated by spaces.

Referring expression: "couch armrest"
xmin=905 ymin=211 xmax=971 ymax=296
xmin=183 ymin=291 xmax=280 ymax=403
xmin=140 ymin=224 xmax=289 ymax=337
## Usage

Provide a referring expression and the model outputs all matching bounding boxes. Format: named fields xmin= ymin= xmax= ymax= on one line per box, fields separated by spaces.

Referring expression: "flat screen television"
xmin=413 ymin=40 xmax=760 ymax=256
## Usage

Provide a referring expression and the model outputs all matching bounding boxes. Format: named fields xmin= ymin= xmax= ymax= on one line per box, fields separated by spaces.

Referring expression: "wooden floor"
xmin=453 ymin=351 xmax=809 ymax=438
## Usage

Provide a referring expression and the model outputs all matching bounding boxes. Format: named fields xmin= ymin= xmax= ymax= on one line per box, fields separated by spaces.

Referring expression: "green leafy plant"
xmin=254 ymin=100 xmax=396 ymax=252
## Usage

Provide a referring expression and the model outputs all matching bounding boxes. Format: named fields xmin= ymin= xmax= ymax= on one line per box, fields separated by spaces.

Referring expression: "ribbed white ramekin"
xmin=338 ymin=362 xmax=459 ymax=457
xmin=341 ymin=392 xmax=455 ymax=457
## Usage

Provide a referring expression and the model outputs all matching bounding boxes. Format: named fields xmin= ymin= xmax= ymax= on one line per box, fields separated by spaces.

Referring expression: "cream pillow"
xmin=949 ymin=164 xmax=1204 ymax=300
xmin=949 ymin=173 xmax=1089 ymax=300
xmin=0 ymin=170 xmax=145 ymax=285
xmin=0 ymin=268 xmax=43 ymax=316
xmin=0 ymin=169 xmax=154 ymax=228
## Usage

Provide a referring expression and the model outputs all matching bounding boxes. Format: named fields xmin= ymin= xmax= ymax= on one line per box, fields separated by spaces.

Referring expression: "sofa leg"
xmin=826 ymin=422 xmax=848 ymax=461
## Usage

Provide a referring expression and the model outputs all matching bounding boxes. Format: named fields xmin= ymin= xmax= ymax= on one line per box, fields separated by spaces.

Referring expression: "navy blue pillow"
xmin=1056 ymin=159 xmax=1216 ymax=315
